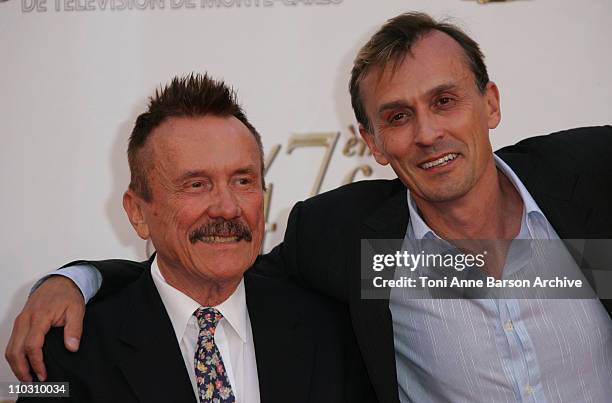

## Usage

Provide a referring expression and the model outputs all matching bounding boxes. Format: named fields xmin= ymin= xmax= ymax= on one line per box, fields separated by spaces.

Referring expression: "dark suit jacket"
xmin=20 ymin=259 xmax=374 ymax=403
xmin=267 ymin=125 xmax=612 ymax=403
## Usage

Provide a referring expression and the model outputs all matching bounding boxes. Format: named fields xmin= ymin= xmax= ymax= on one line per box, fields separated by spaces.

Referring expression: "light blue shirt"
xmin=32 ymin=264 xmax=102 ymax=302
xmin=390 ymin=155 xmax=612 ymax=403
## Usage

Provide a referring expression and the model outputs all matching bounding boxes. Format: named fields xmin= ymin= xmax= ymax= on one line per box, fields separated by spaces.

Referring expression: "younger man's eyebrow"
xmin=378 ymin=100 xmax=413 ymax=116
xmin=376 ymin=83 xmax=460 ymax=116
xmin=426 ymin=83 xmax=459 ymax=98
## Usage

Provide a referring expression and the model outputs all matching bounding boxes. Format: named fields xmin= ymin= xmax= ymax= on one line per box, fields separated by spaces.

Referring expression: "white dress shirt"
xmin=150 ymin=257 xmax=261 ymax=403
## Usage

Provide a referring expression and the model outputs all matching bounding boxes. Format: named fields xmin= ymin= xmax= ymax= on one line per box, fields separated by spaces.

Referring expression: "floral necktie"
xmin=193 ymin=307 xmax=236 ymax=403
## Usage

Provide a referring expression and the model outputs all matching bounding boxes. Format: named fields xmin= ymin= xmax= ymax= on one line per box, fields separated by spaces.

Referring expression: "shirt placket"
xmin=499 ymin=299 xmax=547 ymax=403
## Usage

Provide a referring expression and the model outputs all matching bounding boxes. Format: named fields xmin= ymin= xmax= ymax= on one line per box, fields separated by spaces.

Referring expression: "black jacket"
xmin=20 ymin=259 xmax=374 ymax=402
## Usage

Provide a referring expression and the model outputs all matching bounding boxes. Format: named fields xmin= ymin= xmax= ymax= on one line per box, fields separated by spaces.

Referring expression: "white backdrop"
xmin=1 ymin=0 xmax=611 ymax=392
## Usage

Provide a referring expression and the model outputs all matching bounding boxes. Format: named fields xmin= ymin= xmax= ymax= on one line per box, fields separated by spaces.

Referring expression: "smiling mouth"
xmin=199 ymin=236 xmax=242 ymax=244
xmin=189 ymin=218 xmax=252 ymax=244
xmin=419 ymin=153 xmax=459 ymax=170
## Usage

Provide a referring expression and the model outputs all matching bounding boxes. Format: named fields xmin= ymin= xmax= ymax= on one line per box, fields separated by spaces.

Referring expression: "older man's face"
xmin=359 ymin=31 xmax=501 ymax=204
xmin=130 ymin=115 xmax=264 ymax=284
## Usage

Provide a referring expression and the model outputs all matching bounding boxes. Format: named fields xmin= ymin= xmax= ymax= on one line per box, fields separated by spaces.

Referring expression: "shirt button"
xmin=525 ymin=385 xmax=534 ymax=395
xmin=503 ymin=320 xmax=514 ymax=331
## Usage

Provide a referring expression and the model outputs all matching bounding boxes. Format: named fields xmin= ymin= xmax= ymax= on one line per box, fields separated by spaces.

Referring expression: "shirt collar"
xmin=150 ymin=256 xmax=249 ymax=344
xmin=406 ymin=154 xmax=548 ymax=240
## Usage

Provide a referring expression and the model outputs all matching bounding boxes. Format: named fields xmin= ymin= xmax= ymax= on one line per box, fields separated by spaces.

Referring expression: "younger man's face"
xmin=359 ymin=31 xmax=501 ymax=205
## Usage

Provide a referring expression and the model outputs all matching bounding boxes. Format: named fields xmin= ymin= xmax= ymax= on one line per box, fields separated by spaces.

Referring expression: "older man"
xmin=12 ymin=74 xmax=370 ymax=403
xmin=7 ymin=12 xmax=612 ymax=403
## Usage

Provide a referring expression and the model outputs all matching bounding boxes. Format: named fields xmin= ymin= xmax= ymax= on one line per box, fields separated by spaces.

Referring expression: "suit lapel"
xmin=499 ymin=151 xmax=612 ymax=316
xmin=114 ymin=268 xmax=197 ymax=403
xmin=350 ymin=180 xmax=408 ymax=403
xmin=498 ymin=151 xmax=596 ymax=237
xmin=245 ymin=272 xmax=314 ymax=403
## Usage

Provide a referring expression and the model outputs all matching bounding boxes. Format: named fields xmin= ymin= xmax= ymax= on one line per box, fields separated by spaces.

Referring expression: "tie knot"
xmin=194 ymin=307 xmax=223 ymax=334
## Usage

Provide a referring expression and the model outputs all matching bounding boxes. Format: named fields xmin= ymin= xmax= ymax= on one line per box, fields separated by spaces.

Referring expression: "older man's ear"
xmin=123 ymin=190 xmax=151 ymax=240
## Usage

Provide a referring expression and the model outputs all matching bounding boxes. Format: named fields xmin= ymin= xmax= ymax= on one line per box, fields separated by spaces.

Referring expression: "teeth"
xmin=420 ymin=153 xmax=458 ymax=169
xmin=201 ymin=236 xmax=239 ymax=243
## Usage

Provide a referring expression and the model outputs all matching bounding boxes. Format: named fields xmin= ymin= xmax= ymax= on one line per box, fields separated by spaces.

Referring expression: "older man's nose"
xmin=208 ymin=186 xmax=241 ymax=219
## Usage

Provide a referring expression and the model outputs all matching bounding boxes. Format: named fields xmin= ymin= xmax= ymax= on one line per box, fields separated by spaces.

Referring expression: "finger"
xmin=6 ymin=350 xmax=32 ymax=382
xmin=24 ymin=313 xmax=53 ymax=382
xmin=63 ymin=304 xmax=84 ymax=352
xmin=5 ymin=315 xmax=33 ymax=382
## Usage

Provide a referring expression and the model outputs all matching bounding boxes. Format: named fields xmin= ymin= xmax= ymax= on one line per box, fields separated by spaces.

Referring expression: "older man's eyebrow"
xmin=176 ymin=170 xmax=210 ymax=182
xmin=233 ymin=167 xmax=258 ymax=176
xmin=175 ymin=166 xmax=259 ymax=182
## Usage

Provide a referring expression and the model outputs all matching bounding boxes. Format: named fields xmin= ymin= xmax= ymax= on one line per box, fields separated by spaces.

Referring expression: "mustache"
xmin=189 ymin=218 xmax=252 ymax=244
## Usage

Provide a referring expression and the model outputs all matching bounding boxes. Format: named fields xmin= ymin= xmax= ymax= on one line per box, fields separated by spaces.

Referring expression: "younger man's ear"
xmin=485 ymin=81 xmax=501 ymax=129
xmin=359 ymin=124 xmax=389 ymax=166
